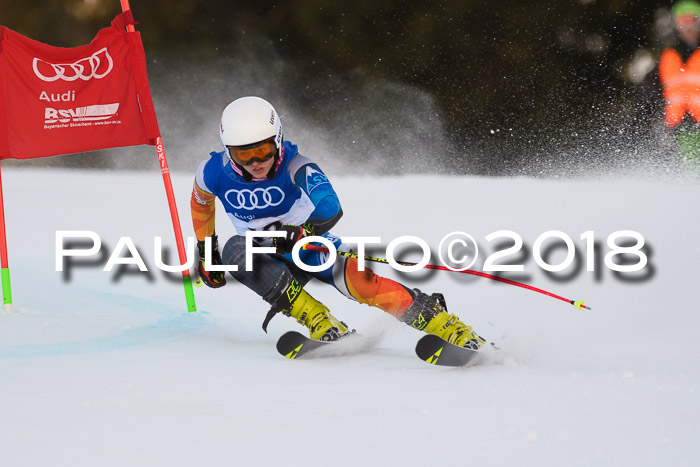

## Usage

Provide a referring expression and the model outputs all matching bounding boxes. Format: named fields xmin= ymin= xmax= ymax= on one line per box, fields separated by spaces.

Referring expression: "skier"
xmin=190 ymin=96 xmax=485 ymax=348
xmin=659 ymin=0 xmax=700 ymax=164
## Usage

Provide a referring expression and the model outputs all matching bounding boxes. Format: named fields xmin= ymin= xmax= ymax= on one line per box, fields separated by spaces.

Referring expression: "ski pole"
xmin=302 ymin=243 xmax=591 ymax=310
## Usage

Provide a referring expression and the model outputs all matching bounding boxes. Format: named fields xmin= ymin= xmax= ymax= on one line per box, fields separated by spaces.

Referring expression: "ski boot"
xmin=262 ymin=278 xmax=350 ymax=341
xmin=401 ymin=290 xmax=485 ymax=350
xmin=283 ymin=289 xmax=350 ymax=341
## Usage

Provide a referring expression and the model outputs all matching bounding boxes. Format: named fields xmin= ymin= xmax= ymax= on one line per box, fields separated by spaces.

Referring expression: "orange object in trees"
xmin=659 ymin=48 xmax=700 ymax=127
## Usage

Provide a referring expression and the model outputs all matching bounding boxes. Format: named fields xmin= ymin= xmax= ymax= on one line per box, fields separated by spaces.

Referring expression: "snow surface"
xmin=0 ymin=167 xmax=699 ymax=467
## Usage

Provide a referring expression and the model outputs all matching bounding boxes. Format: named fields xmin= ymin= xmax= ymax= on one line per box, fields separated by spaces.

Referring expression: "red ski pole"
xmin=302 ymin=243 xmax=591 ymax=310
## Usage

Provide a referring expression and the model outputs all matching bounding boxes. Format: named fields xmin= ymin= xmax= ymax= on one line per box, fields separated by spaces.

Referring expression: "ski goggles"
xmin=226 ymin=137 xmax=277 ymax=166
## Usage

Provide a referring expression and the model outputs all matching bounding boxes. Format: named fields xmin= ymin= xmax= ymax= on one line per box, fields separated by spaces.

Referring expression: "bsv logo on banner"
xmin=224 ymin=187 xmax=285 ymax=210
xmin=45 ymin=104 xmax=119 ymax=124
xmin=33 ymin=47 xmax=113 ymax=82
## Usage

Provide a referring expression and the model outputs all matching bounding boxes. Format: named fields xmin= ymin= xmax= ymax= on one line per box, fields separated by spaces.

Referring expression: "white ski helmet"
xmin=219 ymin=96 xmax=283 ymax=166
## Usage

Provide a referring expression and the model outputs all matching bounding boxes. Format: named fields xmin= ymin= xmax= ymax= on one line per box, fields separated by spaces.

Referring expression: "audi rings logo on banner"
xmin=32 ymin=47 xmax=114 ymax=82
xmin=224 ymin=187 xmax=285 ymax=211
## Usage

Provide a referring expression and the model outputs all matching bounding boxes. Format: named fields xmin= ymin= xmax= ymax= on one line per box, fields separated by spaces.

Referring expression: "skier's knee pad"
xmin=344 ymin=257 xmax=414 ymax=317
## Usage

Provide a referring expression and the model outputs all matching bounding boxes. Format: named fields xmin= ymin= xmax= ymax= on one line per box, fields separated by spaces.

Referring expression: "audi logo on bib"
xmin=225 ymin=187 xmax=285 ymax=210
xmin=32 ymin=47 xmax=114 ymax=82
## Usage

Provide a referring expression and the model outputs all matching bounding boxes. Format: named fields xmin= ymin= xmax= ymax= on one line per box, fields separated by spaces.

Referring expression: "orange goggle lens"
xmin=227 ymin=140 xmax=277 ymax=166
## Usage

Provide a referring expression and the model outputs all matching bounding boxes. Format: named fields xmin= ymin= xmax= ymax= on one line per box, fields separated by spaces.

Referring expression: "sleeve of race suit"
xmin=191 ymin=160 xmax=216 ymax=241
xmin=290 ymin=154 xmax=343 ymax=235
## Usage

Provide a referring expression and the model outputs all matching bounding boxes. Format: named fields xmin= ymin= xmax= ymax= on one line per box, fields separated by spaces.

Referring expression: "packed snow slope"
xmin=0 ymin=167 xmax=698 ymax=467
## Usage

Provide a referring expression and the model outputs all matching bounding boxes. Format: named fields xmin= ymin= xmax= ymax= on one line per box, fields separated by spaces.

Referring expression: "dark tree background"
xmin=0 ymin=1 xmax=683 ymax=175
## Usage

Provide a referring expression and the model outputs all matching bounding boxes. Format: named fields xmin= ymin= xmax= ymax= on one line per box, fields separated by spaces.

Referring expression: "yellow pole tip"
xmin=573 ymin=300 xmax=585 ymax=310
xmin=194 ymin=278 xmax=203 ymax=288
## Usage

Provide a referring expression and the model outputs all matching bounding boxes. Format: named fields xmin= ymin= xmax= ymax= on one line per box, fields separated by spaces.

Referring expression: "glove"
xmin=273 ymin=223 xmax=316 ymax=254
xmin=196 ymin=235 xmax=227 ymax=288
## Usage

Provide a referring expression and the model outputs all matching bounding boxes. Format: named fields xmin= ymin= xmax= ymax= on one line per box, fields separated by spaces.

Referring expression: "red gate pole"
xmin=120 ymin=0 xmax=197 ymax=312
xmin=0 ymin=162 xmax=13 ymax=313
